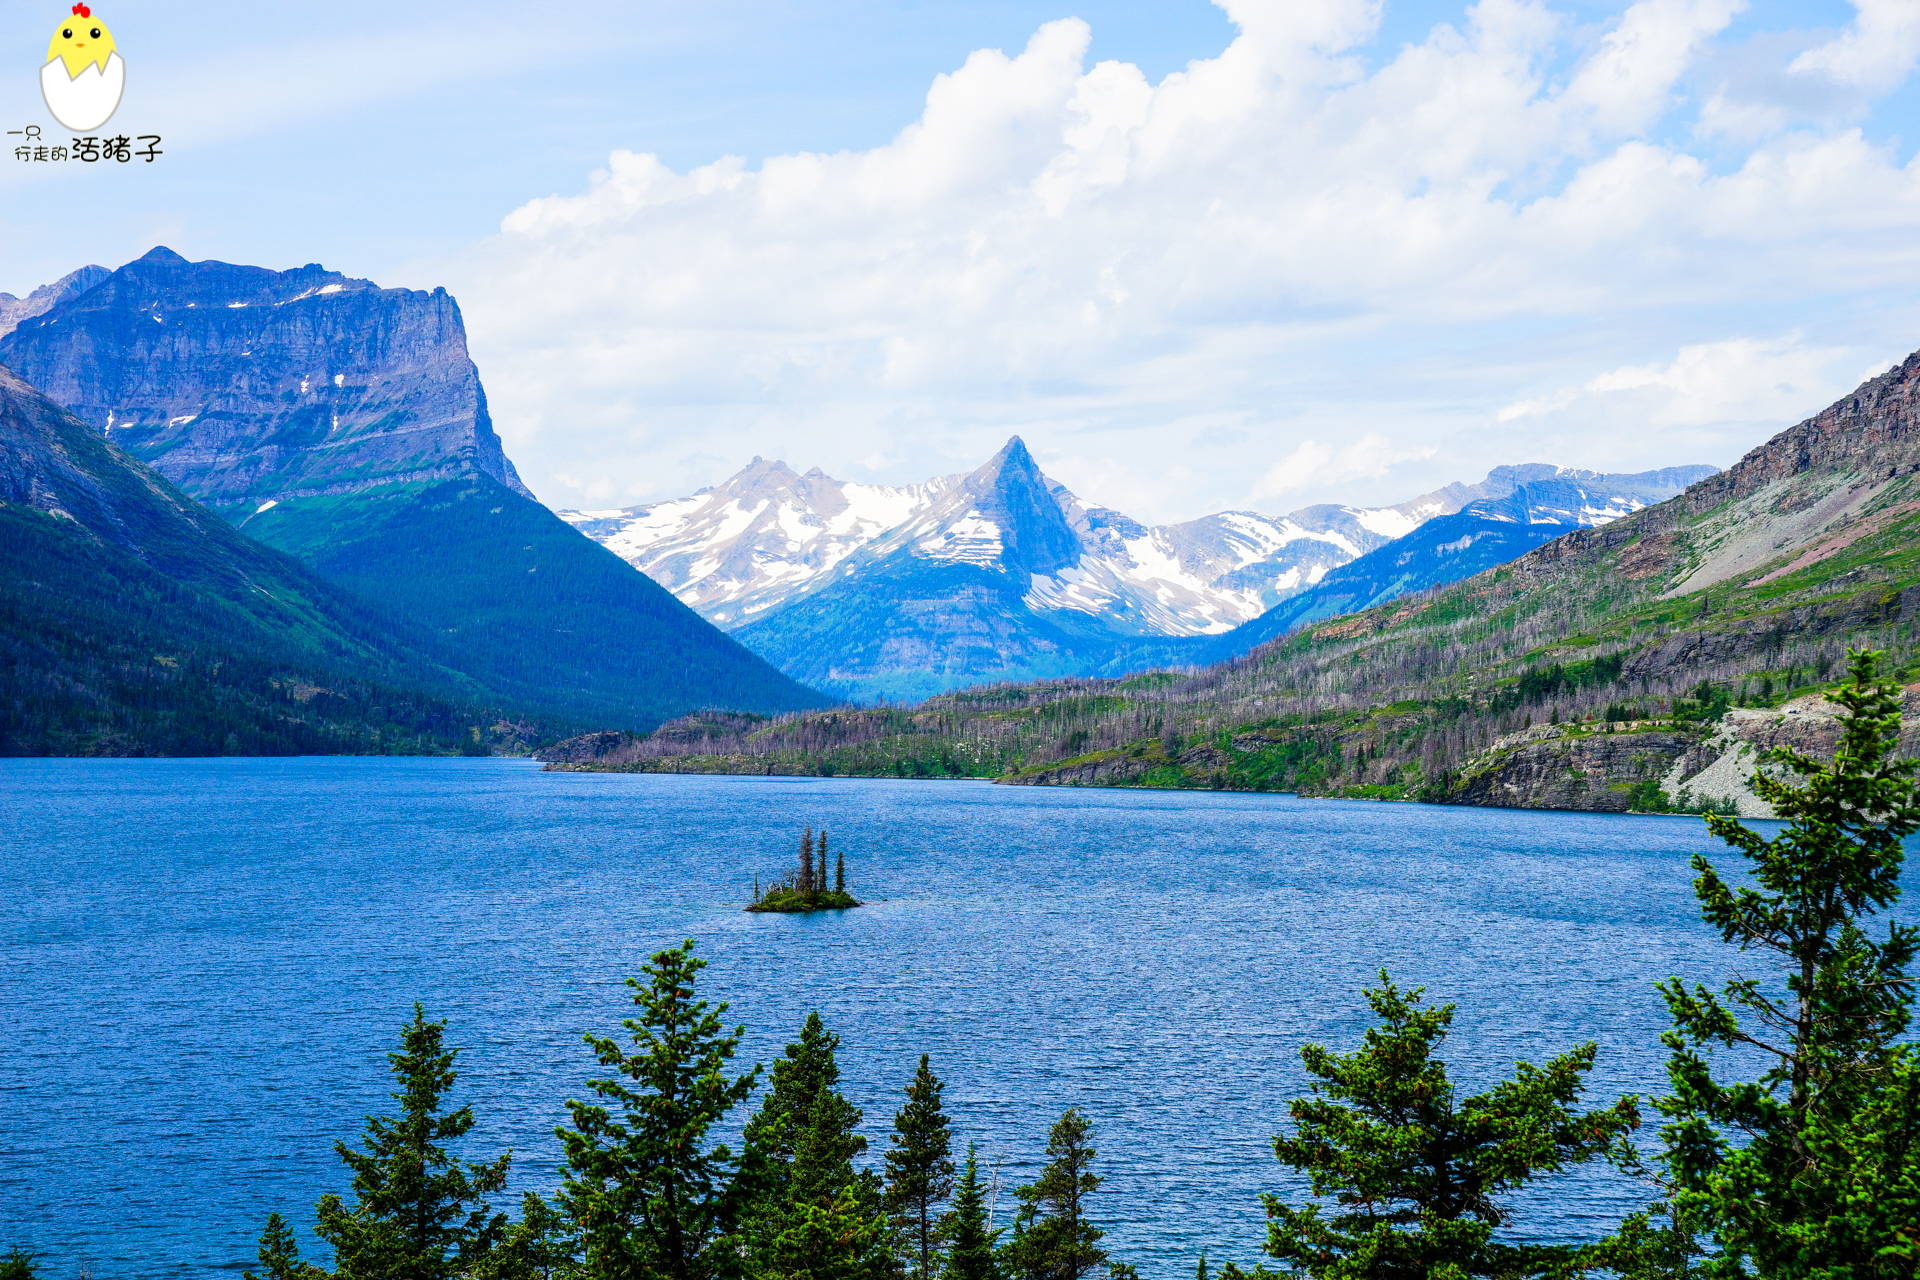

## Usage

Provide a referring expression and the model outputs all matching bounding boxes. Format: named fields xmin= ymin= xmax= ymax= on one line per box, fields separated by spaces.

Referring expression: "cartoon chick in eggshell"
xmin=41 ymin=3 xmax=124 ymax=132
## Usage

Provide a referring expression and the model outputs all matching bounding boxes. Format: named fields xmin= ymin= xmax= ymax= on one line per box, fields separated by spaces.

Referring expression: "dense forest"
xmin=9 ymin=653 xmax=1912 ymax=1280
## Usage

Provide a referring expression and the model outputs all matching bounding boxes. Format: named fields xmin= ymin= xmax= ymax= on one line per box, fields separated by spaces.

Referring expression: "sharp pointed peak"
xmin=134 ymin=246 xmax=188 ymax=265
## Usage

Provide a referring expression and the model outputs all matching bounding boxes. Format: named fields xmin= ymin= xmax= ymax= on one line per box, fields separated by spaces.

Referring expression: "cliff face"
xmin=0 ymin=247 xmax=531 ymax=516
xmin=1446 ymin=726 xmax=1695 ymax=813
xmin=0 ymin=249 xmax=830 ymax=729
xmin=0 ymin=265 xmax=110 ymax=340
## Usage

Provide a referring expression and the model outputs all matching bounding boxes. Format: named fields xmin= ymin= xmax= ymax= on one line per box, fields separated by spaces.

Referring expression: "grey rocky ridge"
xmin=0 ymin=248 xmax=827 ymax=730
xmin=564 ymin=440 xmax=1711 ymax=702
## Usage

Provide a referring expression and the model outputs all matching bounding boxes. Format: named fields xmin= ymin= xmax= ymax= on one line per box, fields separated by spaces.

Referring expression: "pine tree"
xmin=315 ymin=1005 xmax=512 ymax=1280
xmin=942 ymin=1144 xmax=1000 ymax=1280
xmin=757 ymin=1082 xmax=893 ymax=1279
xmin=800 ymin=828 xmax=816 ymax=897
xmin=835 ymin=846 xmax=846 ymax=896
xmin=243 ymin=1215 xmax=314 ymax=1280
xmin=745 ymin=1012 xmax=893 ymax=1279
xmin=744 ymin=1010 xmax=844 ymax=1200
xmin=0 ymin=1250 xmax=37 ymax=1280
xmin=1636 ymin=648 xmax=1920 ymax=1276
xmin=1004 ymin=1109 xmax=1107 ymax=1280
xmin=559 ymin=940 xmax=761 ymax=1280
xmin=817 ymin=831 xmax=829 ymax=902
xmin=1263 ymin=972 xmax=1638 ymax=1279
xmin=885 ymin=1055 xmax=956 ymax=1280
xmin=472 ymin=1193 xmax=579 ymax=1280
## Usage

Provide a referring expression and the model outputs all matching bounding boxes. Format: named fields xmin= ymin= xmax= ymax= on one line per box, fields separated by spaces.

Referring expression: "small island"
xmin=747 ymin=825 xmax=862 ymax=912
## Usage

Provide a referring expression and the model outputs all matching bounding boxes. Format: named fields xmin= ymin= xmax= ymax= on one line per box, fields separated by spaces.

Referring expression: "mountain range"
xmin=563 ymin=443 xmax=1713 ymax=701
xmin=540 ymin=344 xmax=1920 ymax=817
xmin=0 ymin=249 xmax=827 ymax=740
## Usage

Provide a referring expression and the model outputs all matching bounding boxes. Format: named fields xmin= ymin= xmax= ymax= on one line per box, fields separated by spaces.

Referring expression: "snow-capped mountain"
xmin=561 ymin=439 xmax=1500 ymax=637
xmin=560 ymin=442 xmax=1715 ymax=702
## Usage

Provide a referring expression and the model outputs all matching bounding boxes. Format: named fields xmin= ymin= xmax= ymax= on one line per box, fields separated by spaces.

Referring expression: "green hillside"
xmin=0 ymin=366 xmax=548 ymax=756
xmin=0 ymin=249 xmax=831 ymax=733
xmin=243 ymin=477 xmax=834 ymax=729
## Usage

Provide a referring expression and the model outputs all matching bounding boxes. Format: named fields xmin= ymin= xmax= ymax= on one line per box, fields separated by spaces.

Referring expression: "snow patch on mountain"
xmin=559 ymin=448 xmax=1716 ymax=639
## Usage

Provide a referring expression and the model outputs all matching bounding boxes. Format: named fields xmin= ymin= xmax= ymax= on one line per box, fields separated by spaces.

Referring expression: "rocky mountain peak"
xmin=0 ymin=264 xmax=109 ymax=340
xmin=958 ymin=435 xmax=1079 ymax=577
xmin=0 ymin=251 xmax=532 ymax=515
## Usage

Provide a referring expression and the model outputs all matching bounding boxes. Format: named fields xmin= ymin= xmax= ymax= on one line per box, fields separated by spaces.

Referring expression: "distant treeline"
xmin=548 ymin=550 xmax=1920 ymax=804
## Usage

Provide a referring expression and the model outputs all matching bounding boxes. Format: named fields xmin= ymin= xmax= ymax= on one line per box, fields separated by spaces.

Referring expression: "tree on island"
xmin=1619 ymin=648 xmax=1920 ymax=1276
xmin=559 ymin=940 xmax=761 ymax=1280
xmin=314 ymin=1004 xmax=514 ymax=1280
xmin=750 ymin=829 xmax=861 ymax=912
xmin=1262 ymin=972 xmax=1639 ymax=1279
xmin=885 ymin=1055 xmax=956 ymax=1280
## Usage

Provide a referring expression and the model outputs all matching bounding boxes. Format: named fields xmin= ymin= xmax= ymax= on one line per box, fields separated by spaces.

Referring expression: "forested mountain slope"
xmin=539 ymin=351 xmax=1920 ymax=814
xmin=0 ymin=364 xmax=531 ymax=755
xmin=0 ymin=249 xmax=828 ymax=728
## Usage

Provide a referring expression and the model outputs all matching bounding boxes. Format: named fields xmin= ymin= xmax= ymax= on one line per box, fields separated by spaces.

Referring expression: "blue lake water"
xmin=4 ymin=758 xmax=1898 ymax=1278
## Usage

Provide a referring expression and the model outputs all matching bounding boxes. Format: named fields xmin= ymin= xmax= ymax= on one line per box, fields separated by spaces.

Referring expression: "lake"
xmin=0 ymin=757 xmax=1876 ymax=1277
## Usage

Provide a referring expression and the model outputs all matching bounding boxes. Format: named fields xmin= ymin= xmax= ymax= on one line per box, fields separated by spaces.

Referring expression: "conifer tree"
xmin=942 ymin=1144 xmax=1000 ymax=1280
xmin=745 ymin=1012 xmax=893 ymax=1279
xmin=800 ymin=829 xmax=816 ymax=897
xmin=1004 ymin=1109 xmax=1107 ymax=1280
xmin=0 ymin=1250 xmax=37 ymax=1280
xmin=1635 ymin=648 xmax=1920 ymax=1276
xmin=315 ymin=1005 xmax=512 ymax=1280
xmin=817 ymin=831 xmax=829 ymax=902
xmin=835 ymin=847 xmax=846 ymax=896
xmin=559 ymin=940 xmax=761 ymax=1280
xmin=243 ymin=1215 xmax=314 ymax=1280
xmin=744 ymin=1010 xmax=844 ymax=1199
xmin=757 ymin=1081 xmax=893 ymax=1279
xmin=472 ymin=1193 xmax=578 ymax=1280
xmin=885 ymin=1055 xmax=956 ymax=1280
xmin=1263 ymin=972 xmax=1637 ymax=1279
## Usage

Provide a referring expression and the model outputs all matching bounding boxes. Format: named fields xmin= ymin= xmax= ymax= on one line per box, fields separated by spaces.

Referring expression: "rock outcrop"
xmin=1446 ymin=725 xmax=1696 ymax=813
xmin=0 ymin=265 xmax=109 ymax=339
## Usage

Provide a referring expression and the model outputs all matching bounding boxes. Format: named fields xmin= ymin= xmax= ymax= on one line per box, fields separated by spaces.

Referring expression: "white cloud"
xmin=444 ymin=0 xmax=1920 ymax=524
xmin=1790 ymin=0 xmax=1920 ymax=94
xmin=1491 ymin=335 xmax=1874 ymax=469
xmin=1254 ymin=433 xmax=1438 ymax=500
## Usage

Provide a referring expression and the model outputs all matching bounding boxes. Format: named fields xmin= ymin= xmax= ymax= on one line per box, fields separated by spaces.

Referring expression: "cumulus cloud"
xmin=1491 ymin=336 xmax=1874 ymax=468
xmin=446 ymin=0 xmax=1920 ymax=523
xmin=1790 ymin=0 xmax=1920 ymax=94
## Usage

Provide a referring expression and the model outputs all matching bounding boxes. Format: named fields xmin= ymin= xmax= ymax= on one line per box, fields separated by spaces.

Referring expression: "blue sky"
xmin=4 ymin=0 xmax=1919 ymax=522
